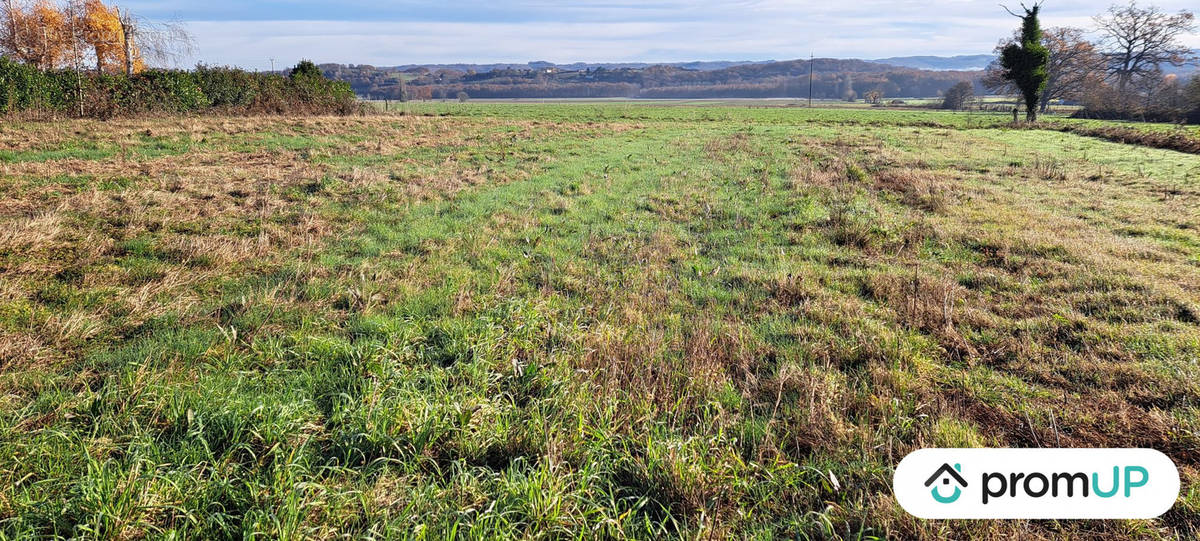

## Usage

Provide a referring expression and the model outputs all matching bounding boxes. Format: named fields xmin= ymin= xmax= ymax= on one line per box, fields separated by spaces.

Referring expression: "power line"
xmin=806 ymin=52 xmax=816 ymax=107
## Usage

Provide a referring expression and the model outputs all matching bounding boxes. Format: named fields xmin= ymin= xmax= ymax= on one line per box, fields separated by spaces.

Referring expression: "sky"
xmin=122 ymin=1 xmax=1200 ymax=70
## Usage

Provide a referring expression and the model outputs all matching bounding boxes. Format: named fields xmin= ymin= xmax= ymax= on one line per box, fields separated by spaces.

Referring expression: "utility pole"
xmin=270 ymin=58 xmax=275 ymax=73
xmin=806 ymin=52 xmax=816 ymax=107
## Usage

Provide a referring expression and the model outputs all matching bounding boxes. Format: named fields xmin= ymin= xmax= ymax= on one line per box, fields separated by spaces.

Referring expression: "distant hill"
xmin=874 ymin=51 xmax=1200 ymax=74
xmin=356 ymin=51 xmax=1199 ymax=78
xmin=873 ymin=55 xmax=996 ymax=71
xmin=323 ymin=58 xmax=984 ymax=101
xmin=1164 ymin=52 xmax=1200 ymax=76
xmin=385 ymin=60 xmax=774 ymax=73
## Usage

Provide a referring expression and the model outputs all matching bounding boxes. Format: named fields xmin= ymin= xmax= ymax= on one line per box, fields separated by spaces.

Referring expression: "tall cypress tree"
xmin=1000 ymin=3 xmax=1050 ymax=122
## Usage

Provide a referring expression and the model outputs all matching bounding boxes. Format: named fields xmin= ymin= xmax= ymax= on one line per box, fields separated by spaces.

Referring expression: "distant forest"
xmin=320 ymin=59 xmax=986 ymax=100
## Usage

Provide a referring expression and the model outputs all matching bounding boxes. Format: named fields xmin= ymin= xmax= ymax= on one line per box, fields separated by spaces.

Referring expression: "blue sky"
xmin=128 ymin=1 xmax=1200 ymax=69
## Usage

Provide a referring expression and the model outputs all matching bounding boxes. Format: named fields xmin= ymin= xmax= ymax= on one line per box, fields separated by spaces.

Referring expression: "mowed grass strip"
xmin=0 ymin=106 xmax=1197 ymax=539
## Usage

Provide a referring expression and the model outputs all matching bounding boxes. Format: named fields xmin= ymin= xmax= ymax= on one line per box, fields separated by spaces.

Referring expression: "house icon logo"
xmin=925 ymin=463 xmax=968 ymax=504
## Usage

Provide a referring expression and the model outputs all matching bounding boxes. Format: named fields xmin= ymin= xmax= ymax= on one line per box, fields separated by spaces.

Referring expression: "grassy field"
xmin=0 ymin=105 xmax=1198 ymax=539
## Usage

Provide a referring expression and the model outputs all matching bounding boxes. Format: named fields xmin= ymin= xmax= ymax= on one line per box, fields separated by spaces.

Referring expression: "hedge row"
xmin=1071 ymin=107 xmax=1200 ymax=125
xmin=0 ymin=59 xmax=361 ymax=118
xmin=1036 ymin=122 xmax=1200 ymax=155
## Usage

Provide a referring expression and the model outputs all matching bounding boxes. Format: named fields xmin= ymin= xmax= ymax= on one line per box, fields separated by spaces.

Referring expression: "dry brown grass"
xmin=873 ymin=168 xmax=959 ymax=213
xmin=0 ymin=115 xmax=614 ymax=368
xmin=772 ymin=127 xmax=1200 ymax=506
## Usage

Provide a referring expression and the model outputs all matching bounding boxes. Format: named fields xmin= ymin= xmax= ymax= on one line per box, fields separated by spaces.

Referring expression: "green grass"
xmin=0 ymin=142 xmax=114 ymax=163
xmin=397 ymin=101 xmax=1024 ymax=128
xmin=0 ymin=106 xmax=1197 ymax=539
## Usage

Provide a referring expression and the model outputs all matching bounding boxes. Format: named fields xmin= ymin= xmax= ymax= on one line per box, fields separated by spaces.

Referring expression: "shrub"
xmin=0 ymin=58 xmax=79 ymax=114
xmin=132 ymin=70 xmax=210 ymax=113
xmin=194 ymin=65 xmax=259 ymax=108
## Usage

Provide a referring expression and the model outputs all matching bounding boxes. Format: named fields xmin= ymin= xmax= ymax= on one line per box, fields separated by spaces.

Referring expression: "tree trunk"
xmin=67 ymin=9 xmax=84 ymax=117
xmin=40 ymin=24 xmax=48 ymax=70
xmin=1117 ymin=70 xmax=1131 ymax=113
xmin=123 ymin=35 xmax=132 ymax=76
xmin=4 ymin=0 xmax=15 ymax=51
xmin=120 ymin=10 xmax=134 ymax=76
xmin=1024 ymin=91 xmax=1039 ymax=123
xmin=4 ymin=0 xmax=20 ymax=61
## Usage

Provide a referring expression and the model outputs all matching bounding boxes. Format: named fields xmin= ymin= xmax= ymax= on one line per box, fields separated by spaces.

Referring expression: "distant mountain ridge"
xmin=871 ymin=51 xmax=1200 ymax=74
xmin=376 ymin=56 xmax=1008 ymax=74
xmin=1166 ymin=51 xmax=1200 ymax=76
xmin=381 ymin=60 xmax=775 ymax=73
xmin=352 ymin=51 xmax=1200 ymax=75
xmin=324 ymin=57 xmax=984 ymax=101
xmin=872 ymin=55 xmax=996 ymax=71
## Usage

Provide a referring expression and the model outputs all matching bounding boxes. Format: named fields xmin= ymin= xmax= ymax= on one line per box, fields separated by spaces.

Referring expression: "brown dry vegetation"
xmin=0 ymin=116 xmax=616 ymax=369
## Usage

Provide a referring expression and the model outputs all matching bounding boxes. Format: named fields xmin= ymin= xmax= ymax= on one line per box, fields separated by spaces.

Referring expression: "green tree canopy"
xmin=289 ymin=60 xmax=323 ymax=81
xmin=1000 ymin=3 xmax=1051 ymax=121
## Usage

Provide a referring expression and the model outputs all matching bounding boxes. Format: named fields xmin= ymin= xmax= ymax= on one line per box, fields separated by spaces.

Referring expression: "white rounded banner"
xmin=894 ymin=448 xmax=1180 ymax=519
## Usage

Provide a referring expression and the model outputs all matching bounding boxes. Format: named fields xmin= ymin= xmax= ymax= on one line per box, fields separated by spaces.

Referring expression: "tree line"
xmin=326 ymin=60 xmax=984 ymax=102
xmin=1 ymin=1 xmax=359 ymax=117
xmin=987 ymin=1 xmax=1198 ymax=122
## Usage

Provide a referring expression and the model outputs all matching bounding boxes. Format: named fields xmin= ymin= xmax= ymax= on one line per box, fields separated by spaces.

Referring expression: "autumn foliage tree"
xmin=2 ymin=0 xmax=75 ymax=69
xmin=2 ymin=0 xmax=175 ymax=74
xmin=79 ymin=0 xmax=141 ymax=73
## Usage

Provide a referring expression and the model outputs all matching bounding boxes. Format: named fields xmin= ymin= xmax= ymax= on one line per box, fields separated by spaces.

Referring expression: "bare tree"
xmin=1094 ymin=1 xmax=1197 ymax=101
xmin=1189 ymin=76 xmax=1200 ymax=116
xmin=942 ymin=81 xmax=974 ymax=110
xmin=118 ymin=6 xmax=130 ymax=73
xmin=115 ymin=6 xmax=192 ymax=75
xmin=985 ymin=27 xmax=1105 ymax=112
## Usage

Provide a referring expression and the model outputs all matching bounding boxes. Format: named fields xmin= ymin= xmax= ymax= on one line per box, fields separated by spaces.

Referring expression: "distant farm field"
xmin=1 ymin=106 xmax=1198 ymax=539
